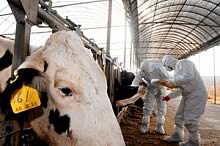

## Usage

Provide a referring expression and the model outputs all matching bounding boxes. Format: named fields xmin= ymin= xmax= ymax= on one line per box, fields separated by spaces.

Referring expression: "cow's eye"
xmin=59 ymin=87 xmax=73 ymax=96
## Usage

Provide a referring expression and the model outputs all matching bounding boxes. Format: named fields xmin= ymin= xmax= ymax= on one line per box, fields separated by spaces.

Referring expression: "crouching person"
xmin=131 ymin=61 xmax=169 ymax=134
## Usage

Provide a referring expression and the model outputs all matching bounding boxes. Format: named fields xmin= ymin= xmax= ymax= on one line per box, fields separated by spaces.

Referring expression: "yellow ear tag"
xmin=10 ymin=85 xmax=41 ymax=114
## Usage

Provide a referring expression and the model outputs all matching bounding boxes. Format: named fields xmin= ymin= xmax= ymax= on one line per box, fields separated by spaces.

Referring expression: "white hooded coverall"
xmin=162 ymin=55 xmax=207 ymax=145
xmin=132 ymin=61 xmax=169 ymax=133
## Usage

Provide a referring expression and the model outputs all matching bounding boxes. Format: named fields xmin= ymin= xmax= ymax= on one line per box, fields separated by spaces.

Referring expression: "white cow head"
xmin=4 ymin=31 xmax=125 ymax=146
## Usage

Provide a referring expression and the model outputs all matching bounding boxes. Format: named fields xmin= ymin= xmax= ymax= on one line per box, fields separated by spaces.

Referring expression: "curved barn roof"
xmin=1 ymin=0 xmax=220 ymax=69
xmin=125 ymin=0 xmax=220 ymax=65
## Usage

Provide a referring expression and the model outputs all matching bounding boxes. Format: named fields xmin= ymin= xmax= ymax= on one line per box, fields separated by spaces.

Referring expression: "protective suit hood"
xmin=162 ymin=55 xmax=178 ymax=70
xmin=140 ymin=61 xmax=154 ymax=72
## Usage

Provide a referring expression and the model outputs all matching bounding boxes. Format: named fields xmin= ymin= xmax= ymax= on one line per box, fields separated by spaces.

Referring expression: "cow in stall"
xmin=0 ymin=31 xmax=125 ymax=146
xmin=0 ymin=36 xmax=40 ymax=93
xmin=114 ymin=70 xmax=144 ymax=114
xmin=0 ymin=36 xmax=14 ymax=93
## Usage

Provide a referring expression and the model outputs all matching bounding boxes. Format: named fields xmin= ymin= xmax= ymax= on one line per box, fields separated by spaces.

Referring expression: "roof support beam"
xmin=137 ymin=46 xmax=186 ymax=50
xmin=106 ymin=0 xmax=112 ymax=56
xmin=171 ymin=2 xmax=220 ymax=57
xmin=125 ymin=0 xmax=139 ymax=65
xmin=181 ymin=34 xmax=220 ymax=58
xmin=139 ymin=40 xmax=200 ymax=45
xmin=138 ymin=52 xmax=180 ymax=55
xmin=139 ymin=22 xmax=220 ymax=27
xmin=140 ymin=29 xmax=203 ymax=45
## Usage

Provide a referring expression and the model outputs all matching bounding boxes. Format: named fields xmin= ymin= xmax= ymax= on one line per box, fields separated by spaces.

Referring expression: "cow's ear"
xmin=14 ymin=68 xmax=50 ymax=93
xmin=18 ymin=50 xmax=46 ymax=73
xmin=31 ymin=70 xmax=50 ymax=93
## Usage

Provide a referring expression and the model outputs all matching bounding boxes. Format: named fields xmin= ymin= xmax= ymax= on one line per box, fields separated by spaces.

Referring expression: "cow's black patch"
xmin=40 ymin=91 xmax=48 ymax=108
xmin=15 ymin=68 xmax=42 ymax=84
xmin=0 ymin=50 xmax=13 ymax=71
xmin=113 ymin=70 xmax=144 ymax=115
xmin=49 ymin=109 xmax=70 ymax=134
xmin=121 ymin=71 xmax=135 ymax=86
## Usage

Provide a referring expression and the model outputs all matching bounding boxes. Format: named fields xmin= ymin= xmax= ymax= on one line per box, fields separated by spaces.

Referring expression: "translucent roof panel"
xmin=125 ymin=0 xmax=220 ymax=65
xmin=0 ymin=0 xmax=131 ymax=66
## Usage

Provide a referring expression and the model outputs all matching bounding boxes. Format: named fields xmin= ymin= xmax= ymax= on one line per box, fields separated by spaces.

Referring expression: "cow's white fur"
xmin=19 ymin=31 xmax=125 ymax=146
xmin=0 ymin=37 xmax=14 ymax=93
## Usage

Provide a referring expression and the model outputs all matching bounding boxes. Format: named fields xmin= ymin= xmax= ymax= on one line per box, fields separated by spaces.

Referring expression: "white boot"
xmin=156 ymin=123 xmax=165 ymax=134
xmin=163 ymin=125 xmax=184 ymax=143
xmin=156 ymin=115 xmax=165 ymax=134
xmin=140 ymin=123 xmax=149 ymax=134
xmin=140 ymin=116 xmax=150 ymax=133
xmin=140 ymin=106 xmax=150 ymax=134
xmin=181 ymin=123 xmax=200 ymax=146
xmin=179 ymin=140 xmax=199 ymax=146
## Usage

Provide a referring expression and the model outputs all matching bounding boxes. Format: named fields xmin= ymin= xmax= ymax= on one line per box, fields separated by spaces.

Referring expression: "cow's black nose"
xmin=49 ymin=109 xmax=70 ymax=134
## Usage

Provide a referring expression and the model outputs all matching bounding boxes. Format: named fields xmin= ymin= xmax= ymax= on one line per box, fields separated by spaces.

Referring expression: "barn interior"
xmin=1 ymin=0 xmax=220 ymax=145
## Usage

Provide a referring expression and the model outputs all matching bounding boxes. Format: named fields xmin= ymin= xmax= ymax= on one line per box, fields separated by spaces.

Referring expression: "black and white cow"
xmin=0 ymin=36 xmax=14 ymax=93
xmin=114 ymin=70 xmax=144 ymax=114
xmin=0 ymin=36 xmax=40 ymax=93
xmin=0 ymin=31 xmax=125 ymax=146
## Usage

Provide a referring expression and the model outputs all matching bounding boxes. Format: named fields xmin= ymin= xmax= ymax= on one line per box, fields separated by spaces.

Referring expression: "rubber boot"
xmin=140 ymin=116 xmax=150 ymax=133
xmin=180 ymin=123 xmax=200 ymax=146
xmin=140 ymin=106 xmax=150 ymax=134
xmin=179 ymin=140 xmax=200 ymax=146
xmin=156 ymin=123 xmax=165 ymax=134
xmin=163 ymin=125 xmax=184 ymax=143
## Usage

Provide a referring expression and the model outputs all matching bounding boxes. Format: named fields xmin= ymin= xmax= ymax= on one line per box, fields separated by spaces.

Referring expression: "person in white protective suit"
xmin=161 ymin=55 xmax=208 ymax=146
xmin=131 ymin=61 xmax=169 ymax=134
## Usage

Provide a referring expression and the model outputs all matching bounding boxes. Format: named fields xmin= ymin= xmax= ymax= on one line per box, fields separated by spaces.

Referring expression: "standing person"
xmin=161 ymin=55 xmax=207 ymax=146
xmin=131 ymin=61 xmax=169 ymax=134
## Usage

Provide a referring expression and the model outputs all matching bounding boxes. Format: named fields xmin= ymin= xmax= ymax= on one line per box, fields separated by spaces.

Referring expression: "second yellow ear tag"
xmin=10 ymin=85 xmax=41 ymax=114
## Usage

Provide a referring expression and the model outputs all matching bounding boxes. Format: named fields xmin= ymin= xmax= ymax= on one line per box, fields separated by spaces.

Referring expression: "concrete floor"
xmin=169 ymin=98 xmax=220 ymax=145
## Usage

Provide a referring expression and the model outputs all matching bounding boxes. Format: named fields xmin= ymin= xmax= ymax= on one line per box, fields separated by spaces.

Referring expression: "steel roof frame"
xmin=123 ymin=0 xmax=220 ymax=65
xmin=140 ymin=27 xmax=205 ymax=44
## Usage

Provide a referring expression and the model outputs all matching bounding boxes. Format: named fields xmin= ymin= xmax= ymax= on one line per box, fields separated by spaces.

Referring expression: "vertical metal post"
xmin=105 ymin=60 xmax=111 ymax=100
xmin=198 ymin=53 xmax=200 ymax=73
xmin=213 ymin=47 xmax=217 ymax=104
xmin=97 ymin=54 xmax=104 ymax=70
xmin=110 ymin=62 xmax=114 ymax=103
xmin=130 ymin=0 xmax=139 ymax=72
xmin=106 ymin=0 xmax=112 ymax=56
xmin=130 ymin=38 xmax=132 ymax=71
xmin=133 ymin=46 xmax=136 ymax=72
xmin=8 ymin=0 xmax=39 ymax=72
xmin=5 ymin=1 xmax=38 ymax=145
xmin=12 ymin=22 xmax=31 ymax=72
xmin=105 ymin=0 xmax=113 ymax=103
xmin=123 ymin=2 xmax=127 ymax=69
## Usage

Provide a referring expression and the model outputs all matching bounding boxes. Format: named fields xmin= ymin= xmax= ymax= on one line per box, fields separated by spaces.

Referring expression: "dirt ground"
xmin=119 ymin=104 xmax=178 ymax=146
xmin=119 ymin=104 xmax=220 ymax=146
